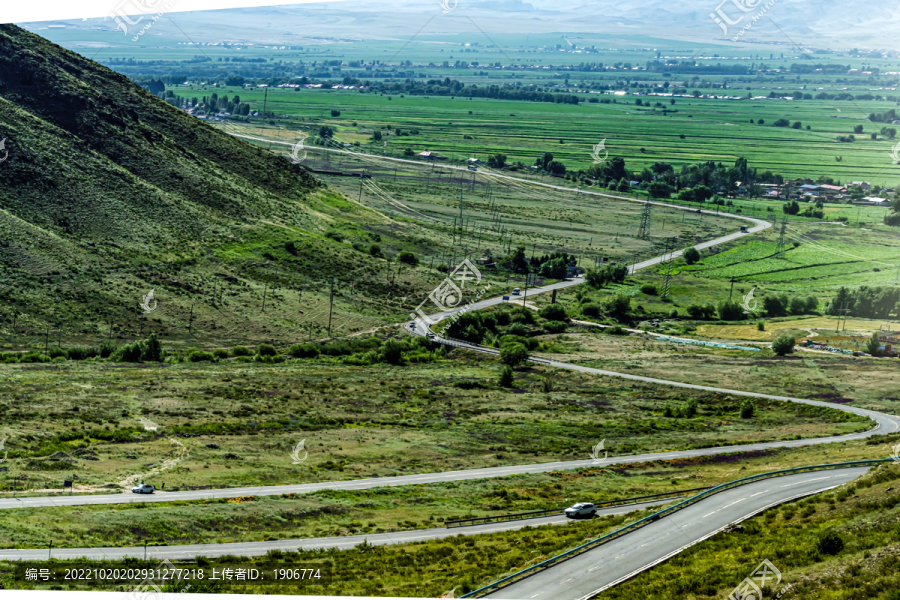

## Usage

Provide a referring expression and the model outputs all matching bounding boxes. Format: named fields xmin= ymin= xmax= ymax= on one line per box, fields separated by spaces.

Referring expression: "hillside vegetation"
xmin=0 ymin=25 xmax=442 ymax=345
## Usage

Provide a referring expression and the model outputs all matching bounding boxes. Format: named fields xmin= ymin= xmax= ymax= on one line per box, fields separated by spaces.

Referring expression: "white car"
xmin=132 ymin=484 xmax=155 ymax=494
xmin=564 ymin=502 xmax=596 ymax=519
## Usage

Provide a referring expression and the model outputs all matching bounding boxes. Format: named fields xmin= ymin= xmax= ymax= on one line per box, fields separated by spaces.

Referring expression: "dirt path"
xmin=118 ymin=437 xmax=188 ymax=490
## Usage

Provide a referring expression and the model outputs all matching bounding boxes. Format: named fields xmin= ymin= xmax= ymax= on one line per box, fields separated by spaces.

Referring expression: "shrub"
xmin=331 ymin=109 xmax=341 ymax=117
xmin=816 ymin=531 xmax=844 ymax=555
xmin=866 ymin=331 xmax=881 ymax=356
xmin=501 ymin=334 xmax=538 ymax=351
xmin=498 ymin=365 xmax=514 ymax=387
xmin=232 ymin=346 xmax=251 ymax=357
xmin=684 ymin=398 xmax=699 ymax=418
xmin=18 ymin=352 xmax=50 ymax=363
xmin=604 ymin=295 xmax=631 ymax=316
xmin=763 ymin=293 xmax=790 ymax=317
xmin=397 ymin=251 xmax=418 ymax=265
xmin=510 ymin=308 xmax=536 ymax=325
xmin=47 ymin=347 xmax=68 ymax=359
xmin=257 ymin=344 xmax=277 ymax=357
xmin=757 ymin=321 xmax=765 ymax=331
xmin=687 ymin=304 xmax=715 ymax=319
xmin=717 ymin=299 xmax=745 ymax=321
xmin=109 ymin=334 xmax=163 ymax=363
xmin=771 ymin=334 xmax=796 ymax=356
xmin=288 ymin=344 xmax=319 ymax=358
xmin=538 ymin=304 xmax=567 ymax=321
xmin=605 ymin=325 xmax=628 ymax=335
xmin=581 ymin=303 xmax=601 ymax=317
xmin=500 ymin=343 xmax=528 ymax=367
xmin=97 ymin=341 xmax=117 ymax=359
xmin=640 ymin=284 xmax=658 ymax=296
xmin=740 ymin=400 xmax=755 ymax=418
xmin=544 ymin=321 xmax=568 ymax=334
xmin=369 ymin=244 xmax=383 ymax=258
xmin=683 ymin=247 xmax=701 ymax=265
xmin=381 ymin=339 xmax=404 ymax=364
xmin=324 ymin=231 xmax=344 ymax=242
xmin=213 ymin=348 xmax=230 ymax=359
xmin=188 ymin=350 xmax=215 ymax=362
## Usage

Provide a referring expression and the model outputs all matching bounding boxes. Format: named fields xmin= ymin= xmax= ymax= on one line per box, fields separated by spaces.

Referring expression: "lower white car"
xmin=565 ymin=502 xmax=596 ymax=519
xmin=132 ymin=484 xmax=155 ymax=494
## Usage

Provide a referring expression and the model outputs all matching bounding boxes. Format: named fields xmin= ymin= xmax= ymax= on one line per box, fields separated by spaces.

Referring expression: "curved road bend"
xmin=487 ymin=468 xmax=869 ymax=600
xmin=0 ymin=498 xmax=675 ymax=561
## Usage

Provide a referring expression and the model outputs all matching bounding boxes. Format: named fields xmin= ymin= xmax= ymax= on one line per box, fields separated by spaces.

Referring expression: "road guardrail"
xmin=445 ymin=486 xmax=712 ymax=528
xmin=460 ymin=458 xmax=894 ymax=597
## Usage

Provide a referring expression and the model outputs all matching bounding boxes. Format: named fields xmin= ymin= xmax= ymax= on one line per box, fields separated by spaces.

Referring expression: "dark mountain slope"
xmin=0 ymin=23 xmax=320 ymax=245
xmin=0 ymin=25 xmax=432 ymax=348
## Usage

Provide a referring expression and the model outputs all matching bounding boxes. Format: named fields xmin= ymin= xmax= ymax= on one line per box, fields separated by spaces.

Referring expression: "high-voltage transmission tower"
xmin=637 ymin=202 xmax=653 ymax=239
xmin=661 ymin=237 xmax=676 ymax=300
xmin=775 ymin=214 xmax=788 ymax=256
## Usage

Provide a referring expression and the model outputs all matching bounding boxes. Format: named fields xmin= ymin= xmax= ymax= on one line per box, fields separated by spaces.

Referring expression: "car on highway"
xmin=131 ymin=484 xmax=155 ymax=494
xmin=564 ymin=502 xmax=596 ymax=519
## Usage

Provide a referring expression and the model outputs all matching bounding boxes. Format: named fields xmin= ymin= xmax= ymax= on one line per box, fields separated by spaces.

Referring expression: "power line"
xmin=638 ymin=202 xmax=653 ymax=239
xmin=775 ymin=214 xmax=788 ymax=256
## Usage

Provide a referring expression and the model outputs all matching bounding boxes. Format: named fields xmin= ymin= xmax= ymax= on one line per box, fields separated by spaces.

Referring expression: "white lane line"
xmin=703 ymin=497 xmax=746 ymax=519
xmin=781 ymin=476 xmax=830 ymax=488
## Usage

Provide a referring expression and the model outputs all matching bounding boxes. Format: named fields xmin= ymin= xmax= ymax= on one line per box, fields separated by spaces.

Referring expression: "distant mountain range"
xmin=21 ymin=0 xmax=900 ymax=50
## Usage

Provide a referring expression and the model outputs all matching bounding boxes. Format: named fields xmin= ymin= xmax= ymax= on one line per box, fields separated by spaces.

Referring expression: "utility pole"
xmin=729 ymin=276 xmax=736 ymax=299
xmin=638 ymin=202 xmax=652 ymax=239
xmin=261 ymin=282 xmax=268 ymax=312
xmin=775 ymin=214 xmax=788 ymax=256
xmin=188 ymin=305 xmax=194 ymax=335
xmin=459 ymin=182 xmax=464 ymax=225
xmin=263 ymin=87 xmax=268 ymax=114
xmin=327 ymin=277 xmax=336 ymax=337
xmin=44 ymin=327 xmax=50 ymax=355
xmin=212 ymin=278 xmax=218 ymax=306
xmin=661 ymin=238 xmax=675 ymax=300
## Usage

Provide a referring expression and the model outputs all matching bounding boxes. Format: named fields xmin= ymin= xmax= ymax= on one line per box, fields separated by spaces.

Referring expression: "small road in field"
xmin=0 ymin=498 xmax=675 ymax=561
xmin=486 ymin=468 xmax=868 ymax=600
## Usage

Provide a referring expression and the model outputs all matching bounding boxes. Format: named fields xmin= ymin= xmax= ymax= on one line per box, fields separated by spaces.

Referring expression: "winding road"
xmin=0 ymin=136 xmax=894 ymax=599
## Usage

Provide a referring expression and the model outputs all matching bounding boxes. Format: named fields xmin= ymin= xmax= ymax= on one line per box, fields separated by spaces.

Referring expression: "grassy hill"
xmin=0 ymin=25 xmax=447 ymax=350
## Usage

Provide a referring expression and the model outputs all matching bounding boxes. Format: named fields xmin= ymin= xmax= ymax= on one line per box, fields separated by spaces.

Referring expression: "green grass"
xmin=3 ymin=435 xmax=896 ymax=595
xmin=0 ymin=349 xmax=870 ymax=494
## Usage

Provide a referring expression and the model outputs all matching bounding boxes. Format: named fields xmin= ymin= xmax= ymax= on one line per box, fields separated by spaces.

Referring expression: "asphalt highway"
xmin=0 ymin=498 xmax=674 ymax=561
xmin=486 ymin=467 xmax=869 ymax=599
